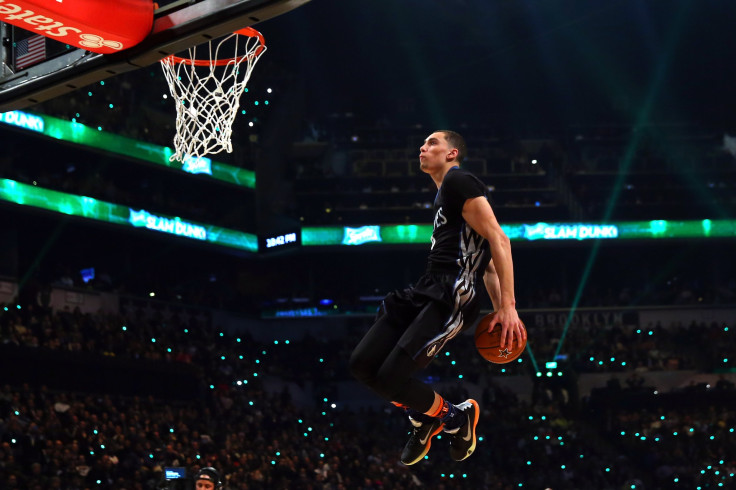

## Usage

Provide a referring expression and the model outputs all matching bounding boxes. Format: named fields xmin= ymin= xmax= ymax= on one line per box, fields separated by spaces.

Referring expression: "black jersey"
xmin=427 ymin=167 xmax=491 ymax=278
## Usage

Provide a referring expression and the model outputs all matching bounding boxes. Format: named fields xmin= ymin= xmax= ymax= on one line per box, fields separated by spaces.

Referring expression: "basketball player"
xmin=349 ymin=130 xmax=525 ymax=464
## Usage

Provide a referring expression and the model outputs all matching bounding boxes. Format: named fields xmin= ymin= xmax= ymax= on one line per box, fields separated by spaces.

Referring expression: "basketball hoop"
xmin=160 ymin=27 xmax=266 ymax=162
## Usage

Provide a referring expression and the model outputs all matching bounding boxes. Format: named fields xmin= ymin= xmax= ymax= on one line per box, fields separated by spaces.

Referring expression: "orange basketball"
xmin=474 ymin=313 xmax=527 ymax=364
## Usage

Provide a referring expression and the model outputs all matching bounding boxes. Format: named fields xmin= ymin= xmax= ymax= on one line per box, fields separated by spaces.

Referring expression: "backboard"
xmin=0 ymin=0 xmax=311 ymax=112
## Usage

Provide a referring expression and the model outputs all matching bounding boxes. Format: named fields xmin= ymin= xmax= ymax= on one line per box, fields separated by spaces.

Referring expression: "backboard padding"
xmin=0 ymin=0 xmax=311 ymax=112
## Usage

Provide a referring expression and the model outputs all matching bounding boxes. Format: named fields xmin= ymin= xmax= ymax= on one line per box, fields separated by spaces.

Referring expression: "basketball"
xmin=474 ymin=313 xmax=527 ymax=364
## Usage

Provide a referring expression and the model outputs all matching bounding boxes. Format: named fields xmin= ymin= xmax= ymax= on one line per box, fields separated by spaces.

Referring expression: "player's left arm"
xmin=463 ymin=196 xmax=526 ymax=348
xmin=483 ymin=259 xmax=501 ymax=312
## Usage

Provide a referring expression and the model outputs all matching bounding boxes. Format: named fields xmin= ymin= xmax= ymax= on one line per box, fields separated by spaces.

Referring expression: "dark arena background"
xmin=1 ymin=0 xmax=736 ymax=489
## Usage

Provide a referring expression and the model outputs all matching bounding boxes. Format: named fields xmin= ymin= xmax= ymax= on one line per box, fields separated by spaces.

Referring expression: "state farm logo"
xmin=0 ymin=1 xmax=125 ymax=51
xmin=79 ymin=34 xmax=123 ymax=50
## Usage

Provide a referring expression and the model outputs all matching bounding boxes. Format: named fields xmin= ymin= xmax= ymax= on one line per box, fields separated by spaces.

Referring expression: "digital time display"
xmin=260 ymin=231 xmax=300 ymax=251
xmin=266 ymin=233 xmax=297 ymax=248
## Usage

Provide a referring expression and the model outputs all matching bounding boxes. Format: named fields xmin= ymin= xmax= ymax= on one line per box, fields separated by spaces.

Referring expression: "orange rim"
xmin=162 ymin=27 xmax=265 ymax=66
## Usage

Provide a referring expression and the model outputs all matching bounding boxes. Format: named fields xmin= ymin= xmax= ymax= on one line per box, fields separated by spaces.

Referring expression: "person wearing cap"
xmin=194 ymin=467 xmax=221 ymax=490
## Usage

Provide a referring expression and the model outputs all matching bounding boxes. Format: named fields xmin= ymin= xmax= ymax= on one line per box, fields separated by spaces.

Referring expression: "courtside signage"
xmin=302 ymin=220 xmax=736 ymax=246
xmin=0 ymin=179 xmax=257 ymax=252
xmin=342 ymin=226 xmax=382 ymax=245
xmin=0 ymin=110 xmax=255 ymax=188
xmin=129 ymin=209 xmax=207 ymax=241
xmin=0 ymin=110 xmax=43 ymax=132
xmin=522 ymin=223 xmax=619 ymax=241
xmin=182 ymin=156 xmax=213 ymax=176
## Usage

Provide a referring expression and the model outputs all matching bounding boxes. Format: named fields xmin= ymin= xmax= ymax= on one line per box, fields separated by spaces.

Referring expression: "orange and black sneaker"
xmin=400 ymin=417 xmax=444 ymax=465
xmin=445 ymin=399 xmax=479 ymax=462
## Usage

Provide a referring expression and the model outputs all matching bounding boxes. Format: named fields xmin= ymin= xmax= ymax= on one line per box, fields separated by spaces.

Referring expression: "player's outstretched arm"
xmin=462 ymin=196 xmax=526 ymax=348
xmin=483 ymin=259 xmax=501 ymax=312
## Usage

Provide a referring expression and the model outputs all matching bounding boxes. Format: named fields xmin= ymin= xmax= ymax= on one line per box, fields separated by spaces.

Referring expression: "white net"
xmin=160 ymin=28 xmax=266 ymax=162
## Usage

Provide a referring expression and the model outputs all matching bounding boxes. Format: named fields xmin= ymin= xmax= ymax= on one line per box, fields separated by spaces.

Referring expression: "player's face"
xmin=419 ymin=132 xmax=454 ymax=173
xmin=196 ymin=481 xmax=215 ymax=490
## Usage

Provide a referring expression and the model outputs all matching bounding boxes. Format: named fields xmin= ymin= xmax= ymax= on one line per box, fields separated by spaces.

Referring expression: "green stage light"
xmin=0 ymin=110 xmax=255 ymax=188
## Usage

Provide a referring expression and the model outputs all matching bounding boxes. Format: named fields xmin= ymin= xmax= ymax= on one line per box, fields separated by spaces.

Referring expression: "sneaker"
xmin=400 ymin=417 xmax=444 ymax=465
xmin=446 ymin=399 xmax=479 ymax=462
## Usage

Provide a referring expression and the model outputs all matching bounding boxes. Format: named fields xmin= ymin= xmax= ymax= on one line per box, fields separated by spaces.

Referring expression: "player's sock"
xmin=438 ymin=400 xmax=464 ymax=432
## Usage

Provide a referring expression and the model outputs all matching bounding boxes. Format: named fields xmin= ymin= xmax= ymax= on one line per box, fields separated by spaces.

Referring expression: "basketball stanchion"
xmin=160 ymin=27 xmax=266 ymax=162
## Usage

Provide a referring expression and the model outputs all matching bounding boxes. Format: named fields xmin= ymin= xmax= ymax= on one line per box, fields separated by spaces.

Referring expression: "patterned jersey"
xmin=427 ymin=167 xmax=491 ymax=277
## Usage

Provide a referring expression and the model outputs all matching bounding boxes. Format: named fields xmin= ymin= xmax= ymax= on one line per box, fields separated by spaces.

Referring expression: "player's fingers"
xmin=508 ymin=322 xmax=522 ymax=349
xmin=515 ymin=322 xmax=526 ymax=341
xmin=500 ymin=323 xmax=510 ymax=348
xmin=487 ymin=314 xmax=499 ymax=333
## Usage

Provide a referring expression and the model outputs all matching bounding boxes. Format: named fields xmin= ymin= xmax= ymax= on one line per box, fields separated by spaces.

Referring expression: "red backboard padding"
xmin=1 ymin=0 xmax=153 ymax=54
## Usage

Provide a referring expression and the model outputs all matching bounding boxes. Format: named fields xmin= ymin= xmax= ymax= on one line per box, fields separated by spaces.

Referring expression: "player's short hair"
xmin=436 ymin=130 xmax=467 ymax=164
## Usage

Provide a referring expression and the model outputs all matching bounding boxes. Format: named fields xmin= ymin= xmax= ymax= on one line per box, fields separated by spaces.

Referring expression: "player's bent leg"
xmin=348 ymin=313 xmax=404 ymax=388
xmin=373 ymin=346 xmax=435 ymax=407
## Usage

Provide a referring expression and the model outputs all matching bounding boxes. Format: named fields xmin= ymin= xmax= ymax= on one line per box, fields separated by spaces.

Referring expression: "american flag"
xmin=16 ymin=35 xmax=46 ymax=70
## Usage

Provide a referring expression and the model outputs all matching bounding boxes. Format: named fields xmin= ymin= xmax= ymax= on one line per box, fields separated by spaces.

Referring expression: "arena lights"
xmin=0 ymin=110 xmax=255 ymax=188
xmin=0 ymin=179 xmax=258 ymax=252
xmin=301 ymin=219 xmax=736 ymax=246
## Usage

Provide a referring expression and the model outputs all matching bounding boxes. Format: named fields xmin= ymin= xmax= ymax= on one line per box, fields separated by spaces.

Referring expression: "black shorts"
xmin=378 ymin=272 xmax=482 ymax=368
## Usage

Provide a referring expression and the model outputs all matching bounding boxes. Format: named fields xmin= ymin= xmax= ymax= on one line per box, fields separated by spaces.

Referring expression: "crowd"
xmin=2 ymin=297 xmax=734 ymax=385
xmin=1 ymin=381 xmax=658 ymax=490
xmin=601 ymin=400 xmax=736 ymax=489
xmin=1 ymin=289 xmax=734 ymax=488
